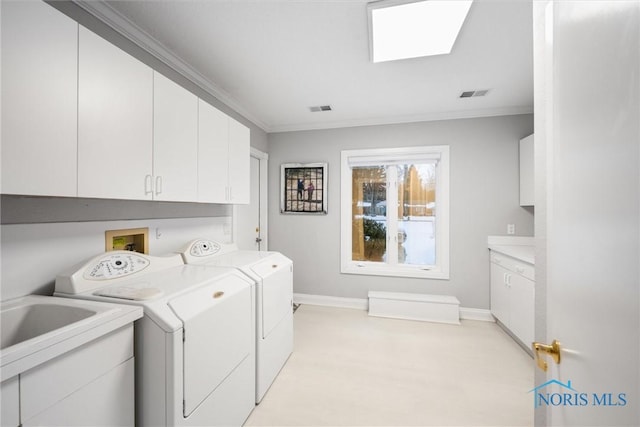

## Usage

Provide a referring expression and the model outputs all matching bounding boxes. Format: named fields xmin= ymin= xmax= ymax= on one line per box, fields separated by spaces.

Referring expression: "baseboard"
xmin=293 ymin=293 xmax=495 ymax=322
xmin=293 ymin=293 xmax=368 ymax=310
xmin=459 ymin=307 xmax=494 ymax=322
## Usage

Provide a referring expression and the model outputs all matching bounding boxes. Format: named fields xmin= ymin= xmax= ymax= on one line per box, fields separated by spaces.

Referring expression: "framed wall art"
xmin=280 ymin=163 xmax=328 ymax=214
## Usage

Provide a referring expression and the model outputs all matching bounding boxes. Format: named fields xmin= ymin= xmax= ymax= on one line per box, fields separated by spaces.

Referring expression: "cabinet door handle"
xmin=155 ymin=176 xmax=163 ymax=195
xmin=504 ymin=273 xmax=512 ymax=287
xmin=229 ymin=186 xmax=233 ymax=201
xmin=145 ymin=175 xmax=153 ymax=195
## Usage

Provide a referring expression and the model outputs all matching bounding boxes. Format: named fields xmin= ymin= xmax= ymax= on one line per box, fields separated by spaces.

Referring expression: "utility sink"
xmin=0 ymin=295 xmax=142 ymax=381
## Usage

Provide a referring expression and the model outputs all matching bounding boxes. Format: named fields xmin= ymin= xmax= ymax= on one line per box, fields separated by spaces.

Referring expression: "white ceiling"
xmin=94 ymin=0 xmax=533 ymax=133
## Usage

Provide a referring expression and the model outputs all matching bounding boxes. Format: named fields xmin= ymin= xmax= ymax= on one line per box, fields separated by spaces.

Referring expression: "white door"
xmin=533 ymin=2 xmax=639 ymax=426
xmin=235 ymin=149 xmax=268 ymax=250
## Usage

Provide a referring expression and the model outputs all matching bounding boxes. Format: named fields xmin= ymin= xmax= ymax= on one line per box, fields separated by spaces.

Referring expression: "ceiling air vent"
xmin=309 ymin=105 xmax=332 ymax=112
xmin=460 ymin=89 xmax=490 ymax=98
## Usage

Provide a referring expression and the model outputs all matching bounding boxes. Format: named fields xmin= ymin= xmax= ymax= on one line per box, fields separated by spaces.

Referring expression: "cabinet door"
xmin=1 ymin=377 xmax=19 ymax=427
xmin=508 ymin=274 xmax=535 ymax=346
xmin=228 ymin=118 xmax=251 ymax=204
xmin=153 ymin=72 xmax=198 ymax=202
xmin=78 ymin=26 xmax=153 ymax=200
xmin=490 ymin=262 xmax=510 ymax=325
xmin=23 ymin=359 xmax=135 ymax=427
xmin=1 ymin=1 xmax=78 ymax=197
xmin=198 ymin=100 xmax=229 ymax=203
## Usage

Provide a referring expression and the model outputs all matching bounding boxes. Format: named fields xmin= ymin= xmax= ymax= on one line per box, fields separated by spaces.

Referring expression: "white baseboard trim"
xmin=293 ymin=293 xmax=495 ymax=322
xmin=459 ymin=307 xmax=494 ymax=322
xmin=293 ymin=293 xmax=368 ymax=310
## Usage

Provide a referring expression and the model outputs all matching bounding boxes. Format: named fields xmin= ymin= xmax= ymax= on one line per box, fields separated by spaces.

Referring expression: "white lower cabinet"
xmin=490 ymin=251 xmax=535 ymax=348
xmin=1 ymin=325 xmax=135 ymax=427
xmin=1 ymin=377 xmax=19 ymax=427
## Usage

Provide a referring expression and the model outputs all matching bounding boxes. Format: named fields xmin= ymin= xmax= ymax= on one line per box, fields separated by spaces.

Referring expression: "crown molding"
xmin=70 ymin=1 xmax=532 ymax=135
xmin=268 ymin=105 xmax=534 ymax=133
xmin=71 ymin=0 xmax=269 ymax=132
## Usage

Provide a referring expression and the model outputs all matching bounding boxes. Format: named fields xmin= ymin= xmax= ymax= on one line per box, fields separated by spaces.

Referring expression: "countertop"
xmin=487 ymin=236 xmax=534 ymax=265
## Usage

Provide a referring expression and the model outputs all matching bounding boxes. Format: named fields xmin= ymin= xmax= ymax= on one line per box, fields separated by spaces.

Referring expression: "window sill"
xmin=341 ymin=263 xmax=449 ymax=280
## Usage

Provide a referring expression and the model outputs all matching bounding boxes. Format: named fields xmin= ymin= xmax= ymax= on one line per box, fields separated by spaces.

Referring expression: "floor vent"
xmin=460 ymin=89 xmax=490 ymax=98
xmin=309 ymin=105 xmax=332 ymax=112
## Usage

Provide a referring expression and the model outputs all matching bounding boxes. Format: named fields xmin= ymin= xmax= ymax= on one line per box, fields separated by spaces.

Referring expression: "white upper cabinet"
xmin=153 ymin=72 xmax=199 ymax=202
xmin=519 ymin=134 xmax=534 ymax=206
xmin=198 ymin=100 xmax=250 ymax=204
xmin=228 ymin=118 xmax=251 ymax=204
xmin=2 ymin=4 xmax=248 ymax=205
xmin=1 ymin=1 xmax=78 ymax=197
xmin=198 ymin=100 xmax=229 ymax=203
xmin=78 ymin=26 xmax=153 ymax=200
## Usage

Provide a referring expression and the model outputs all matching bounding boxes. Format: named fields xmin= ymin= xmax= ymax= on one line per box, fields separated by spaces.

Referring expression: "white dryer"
xmin=180 ymin=239 xmax=293 ymax=403
xmin=54 ymin=251 xmax=256 ymax=426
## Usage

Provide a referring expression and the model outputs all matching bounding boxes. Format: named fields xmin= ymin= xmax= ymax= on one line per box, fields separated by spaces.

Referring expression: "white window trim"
xmin=340 ymin=145 xmax=450 ymax=280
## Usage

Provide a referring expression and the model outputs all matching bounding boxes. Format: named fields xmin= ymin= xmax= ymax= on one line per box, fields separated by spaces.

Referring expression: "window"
xmin=341 ymin=146 xmax=449 ymax=279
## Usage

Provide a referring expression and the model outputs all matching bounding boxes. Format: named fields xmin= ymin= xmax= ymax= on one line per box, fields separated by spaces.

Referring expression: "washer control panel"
xmin=189 ymin=240 xmax=221 ymax=257
xmin=84 ymin=253 xmax=150 ymax=280
xmin=55 ymin=251 xmax=184 ymax=295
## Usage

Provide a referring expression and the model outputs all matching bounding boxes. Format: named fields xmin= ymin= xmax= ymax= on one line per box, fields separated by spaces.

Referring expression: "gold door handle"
xmin=532 ymin=340 xmax=561 ymax=372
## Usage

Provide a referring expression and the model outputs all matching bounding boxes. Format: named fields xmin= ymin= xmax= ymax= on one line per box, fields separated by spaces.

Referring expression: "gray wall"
xmin=268 ymin=114 xmax=534 ymax=310
xmin=1 ymin=217 xmax=233 ymax=301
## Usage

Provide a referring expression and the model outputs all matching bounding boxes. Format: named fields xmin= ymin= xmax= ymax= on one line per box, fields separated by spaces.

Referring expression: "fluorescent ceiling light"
xmin=369 ymin=0 xmax=473 ymax=63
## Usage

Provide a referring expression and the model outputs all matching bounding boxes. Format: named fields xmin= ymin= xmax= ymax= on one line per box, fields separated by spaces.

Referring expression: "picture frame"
xmin=280 ymin=162 xmax=328 ymax=214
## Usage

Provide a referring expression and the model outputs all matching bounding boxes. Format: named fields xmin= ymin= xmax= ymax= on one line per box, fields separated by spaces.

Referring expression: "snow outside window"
xmin=340 ymin=146 xmax=450 ymax=279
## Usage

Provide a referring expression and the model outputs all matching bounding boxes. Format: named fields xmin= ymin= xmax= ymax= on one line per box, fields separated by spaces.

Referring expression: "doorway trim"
xmin=233 ymin=147 xmax=269 ymax=250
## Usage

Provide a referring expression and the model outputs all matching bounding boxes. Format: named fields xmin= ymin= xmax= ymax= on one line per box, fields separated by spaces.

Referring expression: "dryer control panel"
xmin=189 ymin=240 xmax=221 ymax=257
xmin=179 ymin=239 xmax=239 ymax=264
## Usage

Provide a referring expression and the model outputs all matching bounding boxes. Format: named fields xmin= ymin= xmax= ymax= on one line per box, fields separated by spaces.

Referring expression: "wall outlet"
xmin=507 ymin=224 xmax=516 ymax=235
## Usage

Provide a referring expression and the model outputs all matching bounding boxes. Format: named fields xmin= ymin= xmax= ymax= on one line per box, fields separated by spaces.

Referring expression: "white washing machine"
xmin=179 ymin=239 xmax=293 ymax=403
xmin=54 ymin=251 xmax=256 ymax=426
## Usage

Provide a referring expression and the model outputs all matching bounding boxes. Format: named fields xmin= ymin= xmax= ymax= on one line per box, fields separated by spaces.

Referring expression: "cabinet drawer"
xmin=20 ymin=325 xmax=133 ymax=421
xmin=490 ymin=252 xmax=534 ymax=281
xmin=512 ymin=261 xmax=534 ymax=281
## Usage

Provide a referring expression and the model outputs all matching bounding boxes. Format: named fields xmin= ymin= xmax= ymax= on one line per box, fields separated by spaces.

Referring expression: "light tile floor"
xmin=245 ymin=304 xmax=534 ymax=427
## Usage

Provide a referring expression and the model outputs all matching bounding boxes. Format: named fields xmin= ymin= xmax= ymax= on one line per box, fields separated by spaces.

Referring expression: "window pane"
xmin=397 ymin=163 xmax=436 ymax=265
xmin=352 ymin=166 xmax=387 ymax=262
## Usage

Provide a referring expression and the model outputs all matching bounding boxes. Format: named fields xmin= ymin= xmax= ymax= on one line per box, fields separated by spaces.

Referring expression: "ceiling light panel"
xmin=369 ymin=0 xmax=473 ymax=63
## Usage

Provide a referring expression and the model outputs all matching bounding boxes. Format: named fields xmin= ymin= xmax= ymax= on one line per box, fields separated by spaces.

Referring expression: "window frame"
xmin=340 ymin=145 xmax=450 ymax=279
